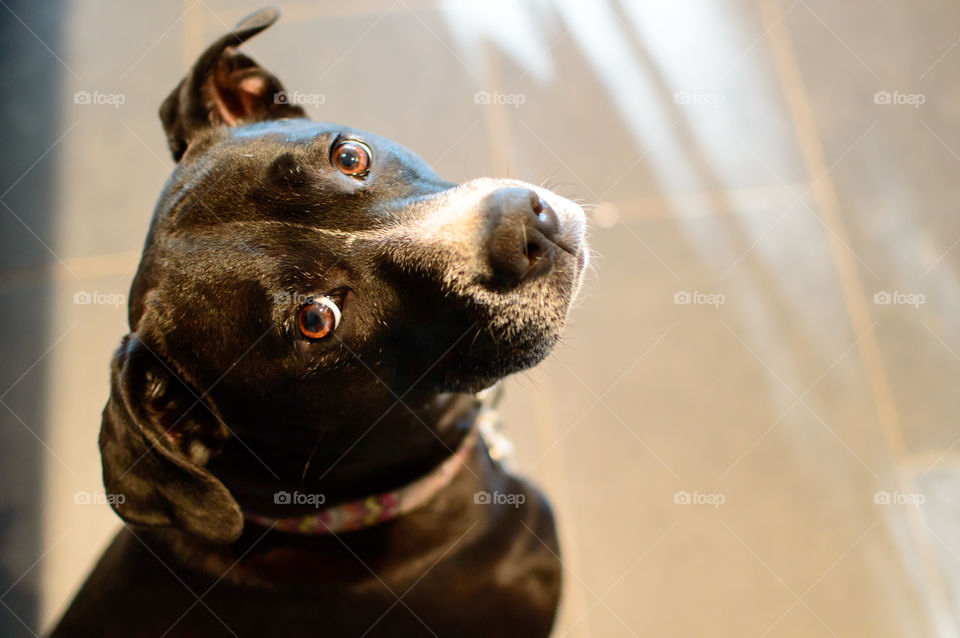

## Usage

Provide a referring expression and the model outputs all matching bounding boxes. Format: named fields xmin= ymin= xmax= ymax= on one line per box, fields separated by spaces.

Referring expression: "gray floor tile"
xmin=783 ymin=0 xmax=960 ymax=457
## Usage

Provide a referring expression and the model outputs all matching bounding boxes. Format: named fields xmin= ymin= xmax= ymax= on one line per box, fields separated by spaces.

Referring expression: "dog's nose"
xmin=485 ymin=188 xmax=562 ymax=288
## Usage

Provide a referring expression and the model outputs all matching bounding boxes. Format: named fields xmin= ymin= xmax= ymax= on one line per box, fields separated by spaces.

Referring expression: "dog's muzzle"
xmin=381 ymin=177 xmax=588 ymax=293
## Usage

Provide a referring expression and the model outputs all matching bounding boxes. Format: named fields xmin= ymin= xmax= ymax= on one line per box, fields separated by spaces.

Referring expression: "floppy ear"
xmin=159 ymin=6 xmax=306 ymax=161
xmin=99 ymin=333 xmax=243 ymax=543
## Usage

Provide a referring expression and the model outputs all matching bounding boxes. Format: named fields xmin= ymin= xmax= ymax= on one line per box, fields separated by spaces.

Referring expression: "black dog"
xmin=51 ymin=8 xmax=587 ymax=637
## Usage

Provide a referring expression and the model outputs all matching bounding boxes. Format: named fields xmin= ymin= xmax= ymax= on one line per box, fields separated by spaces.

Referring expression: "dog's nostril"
xmin=531 ymin=197 xmax=560 ymax=243
xmin=524 ymin=241 xmax=544 ymax=260
xmin=531 ymin=195 xmax=543 ymax=215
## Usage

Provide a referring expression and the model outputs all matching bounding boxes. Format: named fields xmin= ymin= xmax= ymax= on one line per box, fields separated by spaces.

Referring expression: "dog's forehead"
xmin=154 ymin=118 xmax=455 ymax=233
xmin=224 ymin=119 xmax=430 ymax=168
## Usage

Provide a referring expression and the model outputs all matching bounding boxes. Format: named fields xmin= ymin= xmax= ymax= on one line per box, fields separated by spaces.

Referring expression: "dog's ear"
xmin=159 ymin=6 xmax=305 ymax=161
xmin=99 ymin=333 xmax=243 ymax=543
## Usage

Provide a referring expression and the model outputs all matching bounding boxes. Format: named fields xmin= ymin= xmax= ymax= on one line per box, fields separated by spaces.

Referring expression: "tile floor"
xmin=1 ymin=0 xmax=958 ymax=636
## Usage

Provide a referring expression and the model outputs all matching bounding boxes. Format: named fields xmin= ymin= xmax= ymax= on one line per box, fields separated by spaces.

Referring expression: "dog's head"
xmin=101 ymin=8 xmax=588 ymax=542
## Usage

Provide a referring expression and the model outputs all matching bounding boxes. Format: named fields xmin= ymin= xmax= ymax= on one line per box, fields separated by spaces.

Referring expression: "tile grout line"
xmin=0 ymin=180 xmax=815 ymax=294
xmin=0 ymin=180 xmax=814 ymax=291
xmin=758 ymin=0 xmax=956 ymax=635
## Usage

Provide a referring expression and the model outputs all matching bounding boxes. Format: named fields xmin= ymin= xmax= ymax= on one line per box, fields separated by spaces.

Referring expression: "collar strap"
xmin=244 ymin=410 xmax=488 ymax=535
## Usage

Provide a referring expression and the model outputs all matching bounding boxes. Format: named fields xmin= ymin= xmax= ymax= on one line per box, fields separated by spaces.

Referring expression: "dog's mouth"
xmin=553 ymin=239 xmax=580 ymax=258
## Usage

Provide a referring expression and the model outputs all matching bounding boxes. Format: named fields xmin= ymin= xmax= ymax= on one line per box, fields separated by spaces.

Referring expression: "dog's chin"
xmin=395 ymin=245 xmax=586 ymax=395
xmin=431 ymin=289 xmax=571 ymax=394
xmin=439 ymin=335 xmax=557 ymax=394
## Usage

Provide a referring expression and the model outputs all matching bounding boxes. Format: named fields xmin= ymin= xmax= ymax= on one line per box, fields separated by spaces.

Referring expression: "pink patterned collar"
xmin=243 ymin=398 xmax=499 ymax=535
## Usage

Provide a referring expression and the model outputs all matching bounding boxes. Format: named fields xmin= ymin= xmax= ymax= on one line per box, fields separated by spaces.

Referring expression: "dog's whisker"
xmin=299 ymin=433 xmax=325 ymax=488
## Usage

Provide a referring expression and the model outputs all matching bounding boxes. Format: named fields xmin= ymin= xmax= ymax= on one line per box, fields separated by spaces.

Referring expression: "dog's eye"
xmin=331 ymin=140 xmax=371 ymax=178
xmin=297 ymin=297 xmax=342 ymax=340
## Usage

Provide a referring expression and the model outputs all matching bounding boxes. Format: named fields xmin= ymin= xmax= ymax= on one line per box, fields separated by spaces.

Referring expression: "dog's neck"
xmin=207 ymin=391 xmax=482 ymax=518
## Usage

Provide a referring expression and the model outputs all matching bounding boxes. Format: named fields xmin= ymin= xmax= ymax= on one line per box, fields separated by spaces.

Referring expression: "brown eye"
xmin=297 ymin=297 xmax=342 ymax=340
xmin=331 ymin=140 xmax=371 ymax=178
